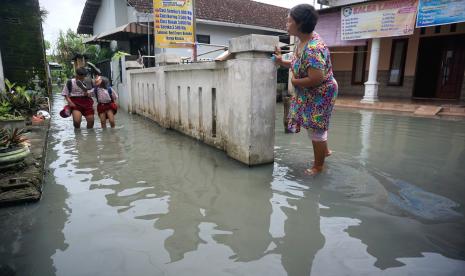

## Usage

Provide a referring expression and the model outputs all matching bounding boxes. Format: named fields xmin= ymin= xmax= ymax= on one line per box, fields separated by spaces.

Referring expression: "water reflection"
xmin=1 ymin=99 xmax=464 ymax=276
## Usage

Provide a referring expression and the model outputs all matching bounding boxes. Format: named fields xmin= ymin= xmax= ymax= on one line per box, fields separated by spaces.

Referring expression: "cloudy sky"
xmin=39 ymin=0 xmax=323 ymax=49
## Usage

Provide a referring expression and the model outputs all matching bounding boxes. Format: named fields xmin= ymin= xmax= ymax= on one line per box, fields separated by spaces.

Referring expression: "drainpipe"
xmin=362 ymin=38 xmax=380 ymax=103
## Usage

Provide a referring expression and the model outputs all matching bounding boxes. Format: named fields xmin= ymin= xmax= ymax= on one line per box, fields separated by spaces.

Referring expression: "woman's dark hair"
xmin=290 ymin=4 xmax=319 ymax=34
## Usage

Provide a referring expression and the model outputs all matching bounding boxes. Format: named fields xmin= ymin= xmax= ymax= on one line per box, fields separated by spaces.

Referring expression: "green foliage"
xmin=0 ymin=128 xmax=28 ymax=149
xmin=50 ymin=70 xmax=67 ymax=84
xmin=5 ymin=79 xmax=16 ymax=92
xmin=55 ymin=29 xmax=114 ymax=78
xmin=0 ymin=79 xmax=46 ymax=116
xmin=112 ymin=51 xmax=130 ymax=61
xmin=0 ymin=101 xmax=12 ymax=117
xmin=44 ymin=40 xmax=51 ymax=51
xmin=39 ymin=7 xmax=48 ymax=23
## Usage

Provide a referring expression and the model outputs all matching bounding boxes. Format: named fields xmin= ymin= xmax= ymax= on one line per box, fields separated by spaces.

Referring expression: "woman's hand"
xmin=274 ymin=46 xmax=292 ymax=68
xmin=273 ymin=46 xmax=283 ymax=65
xmin=291 ymin=70 xmax=300 ymax=87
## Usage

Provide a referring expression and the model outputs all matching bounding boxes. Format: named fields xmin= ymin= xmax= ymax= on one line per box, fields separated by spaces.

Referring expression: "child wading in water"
xmin=91 ymin=76 xmax=118 ymax=128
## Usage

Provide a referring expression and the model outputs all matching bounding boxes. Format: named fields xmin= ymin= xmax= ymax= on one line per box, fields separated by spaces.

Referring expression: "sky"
xmin=39 ymin=0 xmax=324 ymax=50
xmin=39 ymin=0 xmax=86 ymax=50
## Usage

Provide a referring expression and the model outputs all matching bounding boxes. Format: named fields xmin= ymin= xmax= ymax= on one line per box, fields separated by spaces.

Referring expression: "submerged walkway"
xmin=335 ymin=96 xmax=465 ymax=116
xmin=0 ymin=95 xmax=464 ymax=275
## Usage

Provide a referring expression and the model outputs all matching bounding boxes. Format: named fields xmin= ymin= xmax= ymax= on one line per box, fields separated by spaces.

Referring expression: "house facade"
xmin=318 ymin=0 xmax=465 ymax=101
xmin=77 ymin=0 xmax=288 ymax=60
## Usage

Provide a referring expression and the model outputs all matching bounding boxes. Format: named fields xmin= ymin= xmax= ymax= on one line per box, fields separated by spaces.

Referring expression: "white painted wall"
xmin=123 ymin=35 xmax=279 ymax=165
xmin=114 ymin=0 xmax=128 ymax=27
xmin=127 ymin=7 xmax=142 ymax=23
xmin=0 ymin=49 xmax=4 ymax=91
xmin=93 ymin=0 xmax=117 ymax=34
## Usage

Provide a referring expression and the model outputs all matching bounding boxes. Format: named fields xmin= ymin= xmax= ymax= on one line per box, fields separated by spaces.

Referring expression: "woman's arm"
xmin=292 ymin=67 xmax=324 ymax=88
xmin=273 ymin=46 xmax=291 ymax=68
xmin=277 ymin=58 xmax=292 ymax=68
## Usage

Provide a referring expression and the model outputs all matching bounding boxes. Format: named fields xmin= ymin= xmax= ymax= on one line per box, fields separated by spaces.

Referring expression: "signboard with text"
xmin=416 ymin=0 xmax=465 ymax=28
xmin=341 ymin=0 xmax=418 ymax=40
xmin=154 ymin=0 xmax=195 ymax=48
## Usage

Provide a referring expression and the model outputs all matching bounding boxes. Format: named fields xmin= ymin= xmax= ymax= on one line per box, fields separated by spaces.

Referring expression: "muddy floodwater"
xmin=1 ymin=96 xmax=464 ymax=276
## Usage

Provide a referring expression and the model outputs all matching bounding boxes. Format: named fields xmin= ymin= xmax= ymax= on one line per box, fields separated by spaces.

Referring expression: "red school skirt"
xmin=70 ymin=97 xmax=94 ymax=116
xmin=97 ymin=102 xmax=118 ymax=115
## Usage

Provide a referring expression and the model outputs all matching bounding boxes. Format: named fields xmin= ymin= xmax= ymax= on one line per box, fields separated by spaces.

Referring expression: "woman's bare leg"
xmin=306 ymin=140 xmax=327 ymax=176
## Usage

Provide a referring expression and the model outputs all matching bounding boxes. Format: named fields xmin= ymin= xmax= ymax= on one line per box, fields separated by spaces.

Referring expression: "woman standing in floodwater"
xmin=274 ymin=4 xmax=338 ymax=175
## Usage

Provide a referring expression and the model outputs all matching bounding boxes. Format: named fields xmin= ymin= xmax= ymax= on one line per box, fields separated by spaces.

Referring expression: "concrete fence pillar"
xmin=226 ymin=34 xmax=279 ymax=165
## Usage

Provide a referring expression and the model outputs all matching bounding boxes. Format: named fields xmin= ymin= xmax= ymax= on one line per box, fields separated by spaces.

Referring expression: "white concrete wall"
xmin=93 ymin=0 xmax=117 ymax=34
xmin=127 ymin=9 xmax=146 ymax=23
xmin=0 ymin=49 xmax=4 ymax=91
xmin=114 ymin=0 xmax=128 ymax=27
xmin=123 ymin=35 xmax=279 ymax=165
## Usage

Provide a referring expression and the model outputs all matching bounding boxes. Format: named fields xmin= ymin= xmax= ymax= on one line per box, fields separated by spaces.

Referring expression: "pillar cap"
xmin=229 ymin=34 xmax=279 ymax=54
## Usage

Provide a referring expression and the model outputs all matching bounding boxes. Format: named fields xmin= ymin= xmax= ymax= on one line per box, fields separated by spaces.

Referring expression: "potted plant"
xmin=0 ymin=101 xmax=25 ymax=129
xmin=0 ymin=79 xmax=29 ymax=128
xmin=0 ymin=128 xmax=30 ymax=170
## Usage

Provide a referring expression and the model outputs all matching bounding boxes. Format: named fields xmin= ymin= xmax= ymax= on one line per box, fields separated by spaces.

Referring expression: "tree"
xmin=54 ymin=29 xmax=113 ymax=78
xmin=44 ymin=40 xmax=51 ymax=51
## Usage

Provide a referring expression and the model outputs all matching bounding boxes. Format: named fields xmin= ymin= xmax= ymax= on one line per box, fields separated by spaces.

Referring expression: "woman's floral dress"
xmin=288 ymin=32 xmax=338 ymax=133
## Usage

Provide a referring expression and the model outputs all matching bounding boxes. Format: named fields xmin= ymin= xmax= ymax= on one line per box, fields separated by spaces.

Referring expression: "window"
xmin=351 ymin=45 xmax=367 ymax=85
xmin=196 ymin=34 xmax=210 ymax=44
xmin=388 ymin=39 xmax=408 ymax=86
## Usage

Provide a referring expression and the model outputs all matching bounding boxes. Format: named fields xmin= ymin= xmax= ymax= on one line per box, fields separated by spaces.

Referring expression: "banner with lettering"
xmin=416 ymin=0 xmax=465 ymax=28
xmin=341 ymin=0 xmax=418 ymax=40
xmin=154 ymin=0 xmax=195 ymax=48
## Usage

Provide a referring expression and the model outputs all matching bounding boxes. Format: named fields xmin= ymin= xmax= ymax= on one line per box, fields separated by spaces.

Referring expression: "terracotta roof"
xmin=195 ymin=0 xmax=288 ymax=31
xmin=79 ymin=0 xmax=288 ymax=34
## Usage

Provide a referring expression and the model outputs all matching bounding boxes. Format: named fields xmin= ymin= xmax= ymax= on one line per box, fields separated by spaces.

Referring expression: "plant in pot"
xmin=0 ymin=80 xmax=27 ymax=129
xmin=0 ymin=101 xmax=25 ymax=129
xmin=0 ymin=128 xmax=30 ymax=170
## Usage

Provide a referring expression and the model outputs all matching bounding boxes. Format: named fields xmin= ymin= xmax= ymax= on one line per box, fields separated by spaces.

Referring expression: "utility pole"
xmin=192 ymin=0 xmax=197 ymax=62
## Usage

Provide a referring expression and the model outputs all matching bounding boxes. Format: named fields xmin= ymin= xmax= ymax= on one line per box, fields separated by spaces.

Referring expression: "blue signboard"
xmin=417 ymin=0 xmax=465 ymax=27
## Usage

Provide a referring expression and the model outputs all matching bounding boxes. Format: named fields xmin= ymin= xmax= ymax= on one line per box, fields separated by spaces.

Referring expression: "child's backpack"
xmin=66 ymin=79 xmax=72 ymax=94
xmin=94 ymin=86 xmax=114 ymax=103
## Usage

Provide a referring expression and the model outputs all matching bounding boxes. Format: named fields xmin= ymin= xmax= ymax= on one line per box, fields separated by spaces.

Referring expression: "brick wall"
xmin=0 ymin=0 xmax=48 ymax=90
xmin=333 ymin=70 xmax=414 ymax=98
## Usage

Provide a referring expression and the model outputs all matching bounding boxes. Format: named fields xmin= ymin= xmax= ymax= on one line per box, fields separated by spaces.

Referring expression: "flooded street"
xmin=1 ymin=96 xmax=465 ymax=276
